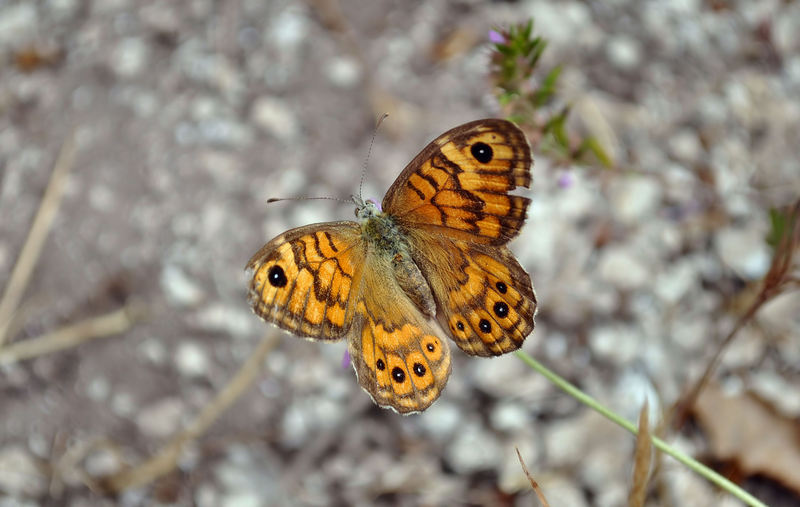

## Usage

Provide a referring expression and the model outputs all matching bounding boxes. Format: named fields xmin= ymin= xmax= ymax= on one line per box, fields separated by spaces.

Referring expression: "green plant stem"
xmin=514 ymin=350 xmax=767 ymax=507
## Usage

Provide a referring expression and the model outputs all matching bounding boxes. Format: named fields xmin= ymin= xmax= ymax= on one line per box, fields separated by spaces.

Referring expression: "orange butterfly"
xmin=246 ymin=119 xmax=537 ymax=414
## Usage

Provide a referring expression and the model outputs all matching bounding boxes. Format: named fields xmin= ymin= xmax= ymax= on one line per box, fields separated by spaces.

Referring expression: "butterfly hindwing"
xmin=349 ymin=250 xmax=452 ymax=414
xmin=408 ymin=232 xmax=537 ymax=356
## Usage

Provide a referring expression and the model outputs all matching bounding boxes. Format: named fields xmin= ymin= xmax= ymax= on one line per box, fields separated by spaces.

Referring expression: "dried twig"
xmin=515 ymin=447 xmax=550 ymax=507
xmin=0 ymin=136 xmax=76 ymax=346
xmin=628 ymin=402 xmax=652 ymax=507
xmin=97 ymin=332 xmax=280 ymax=492
xmin=673 ymin=199 xmax=800 ymax=427
xmin=0 ymin=303 xmax=142 ymax=365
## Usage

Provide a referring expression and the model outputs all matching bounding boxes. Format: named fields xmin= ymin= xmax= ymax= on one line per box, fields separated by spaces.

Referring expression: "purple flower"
xmin=341 ymin=349 xmax=351 ymax=369
xmin=557 ymin=171 xmax=574 ymax=189
xmin=488 ymin=30 xmax=506 ymax=44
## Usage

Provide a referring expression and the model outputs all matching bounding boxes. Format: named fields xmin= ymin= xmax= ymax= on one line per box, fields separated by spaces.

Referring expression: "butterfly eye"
xmin=471 ymin=142 xmax=493 ymax=163
xmin=268 ymin=265 xmax=288 ymax=288
xmin=493 ymin=301 xmax=509 ymax=318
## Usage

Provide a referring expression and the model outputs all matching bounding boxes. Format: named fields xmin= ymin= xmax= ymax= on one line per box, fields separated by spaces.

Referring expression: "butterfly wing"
xmin=409 ymin=234 xmax=536 ymax=356
xmin=382 ymin=119 xmax=537 ymax=356
xmin=382 ymin=118 xmax=532 ymax=246
xmin=349 ymin=250 xmax=452 ymax=414
xmin=246 ymin=222 xmax=366 ymax=339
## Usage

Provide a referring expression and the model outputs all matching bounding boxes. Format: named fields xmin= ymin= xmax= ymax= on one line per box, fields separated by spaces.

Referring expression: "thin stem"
xmin=514 ymin=350 xmax=767 ymax=507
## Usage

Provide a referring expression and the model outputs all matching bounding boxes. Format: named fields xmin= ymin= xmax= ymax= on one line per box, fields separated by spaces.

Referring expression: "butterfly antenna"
xmin=358 ymin=113 xmax=389 ymax=202
xmin=267 ymin=196 xmax=350 ymax=204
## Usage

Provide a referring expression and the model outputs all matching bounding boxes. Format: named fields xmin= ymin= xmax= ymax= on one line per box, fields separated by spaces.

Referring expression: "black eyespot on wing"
xmin=426 ymin=343 xmax=435 ymax=352
xmin=413 ymin=362 xmax=426 ymax=377
xmin=392 ymin=367 xmax=406 ymax=383
xmin=471 ymin=142 xmax=493 ymax=163
xmin=376 ymin=359 xmax=385 ymax=371
xmin=268 ymin=265 xmax=288 ymax=288
xmin=479 ymin=319 xmax=492 ymax=333
xmin=495 ymin=281 xmax=507 ymax=294
xmin=456 ymin=321 xmax=465 ymax=331
xmin=493 ymin=301 xmax=509 ymax=318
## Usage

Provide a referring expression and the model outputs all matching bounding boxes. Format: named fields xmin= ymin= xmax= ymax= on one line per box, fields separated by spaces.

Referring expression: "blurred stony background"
xmin=1 ymin=0 xmax=799 ymax=506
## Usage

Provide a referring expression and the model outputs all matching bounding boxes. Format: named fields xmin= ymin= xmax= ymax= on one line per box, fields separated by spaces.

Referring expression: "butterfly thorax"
xmin=355 ymin=197 xmax=437 ymax=318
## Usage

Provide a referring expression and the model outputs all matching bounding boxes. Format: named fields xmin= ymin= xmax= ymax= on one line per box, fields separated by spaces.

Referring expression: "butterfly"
xmin=246 ymin=119 xmax=537 ymax=414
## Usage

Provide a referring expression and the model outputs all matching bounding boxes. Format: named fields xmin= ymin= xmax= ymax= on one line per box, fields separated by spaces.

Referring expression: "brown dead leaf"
xmin=693 ymin=383 xmax=800 ymax=493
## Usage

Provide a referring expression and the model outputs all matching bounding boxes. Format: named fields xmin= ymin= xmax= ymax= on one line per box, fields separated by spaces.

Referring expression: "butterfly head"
xmin=353 ymin=195 xmax=382 ymax=221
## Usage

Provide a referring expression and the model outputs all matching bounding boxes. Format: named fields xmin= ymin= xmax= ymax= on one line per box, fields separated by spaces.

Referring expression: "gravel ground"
xmin=1 ymin=1 xmax=799 ymax=506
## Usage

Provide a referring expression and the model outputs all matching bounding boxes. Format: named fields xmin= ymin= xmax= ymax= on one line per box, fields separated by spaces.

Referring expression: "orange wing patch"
xmin=246 ymin=222 xmax=365 ymax=340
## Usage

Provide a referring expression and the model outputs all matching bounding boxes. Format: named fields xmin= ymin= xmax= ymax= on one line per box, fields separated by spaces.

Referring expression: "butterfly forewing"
xmin=246 ymin=222 xmax=366 ymax=340
xmin=382 ymin=119 xmax=532 ymax=246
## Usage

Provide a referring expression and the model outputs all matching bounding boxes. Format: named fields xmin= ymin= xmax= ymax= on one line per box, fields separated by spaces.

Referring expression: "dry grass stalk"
xmin=97 ymin=333 xmax=280 ymax=493
xmin=516 ymin=447 xmax=550 ymax=507
xmin=0 ymin=136 xmax=76 ymax=346
xmin=0 ymin=304 xmax=141 ymax=365
xmin=629 ymin=402 xmax=652 ymax=507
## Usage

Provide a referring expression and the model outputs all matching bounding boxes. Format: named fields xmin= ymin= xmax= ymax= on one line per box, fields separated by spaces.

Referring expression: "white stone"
xmin=138 ymin=337 xmax=167 ymax=365
xmin=525 ymin=1 xmax=591 ymax=46
xmin=597 ymin=245 xmax=650 ymax=290
xmin=668 ymin=129 xmax=703 ymax=161
xmin=446 ymin=420 xmax=502 ymax=473
xmin=161 ymin=264 xmax=205 ymax=307
xmin=0 ymin=446 xmax=46 ymax=497
xmin=750 ymin=370 xmax=800 ymax=416
xmin=537 ymin=474 xmax=589 ymax=507
xmin=773 ymin=6 xmax=800 ymax=54
xmin=497 ymin=439 xmax=538 ymax=493
xmin=84 ymin=448 xmax=122 ymax=477
xmin=588 ymin=324 xmax=639 ymax=364
xmin=325 ymin=56 xmax=362 ymax=88
xmin=135 ymin=397 xmax=185 ymax=438
xmin=110 ymin=391 xmax=136 ymax=417
xmin=175 ymin=341 xmax=210 ymax=378
xmin=86 ymin=376 xmax=111 ymax=401
xmin=109 ymin=38 xmax=149 ymax=77
xmin=490 ymin=402 xmax=529 ymax=432
xmin=417 ymin=400 xmax=462 ymax=441
xmin=0 ymin=4 xmax=37 ymax=46
xmin=193 ymin=303 xmax=257 ymax=338
xmin=714 ymin=226 xmax=771 ymax=280
xmin=250 ymin=96 xmax=300 ymax=142
xmin=670 ymin=316 xmax=711 ymax=352
xmin=268 ymin=6 xmax=309 ymax=49
xmin=654 ymin=259 xmax=697 ymax=304
xmin=606 ymin=35 xmax=641 ymax=69
xmin=608 ymin=176 xmax=662 ymax=225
